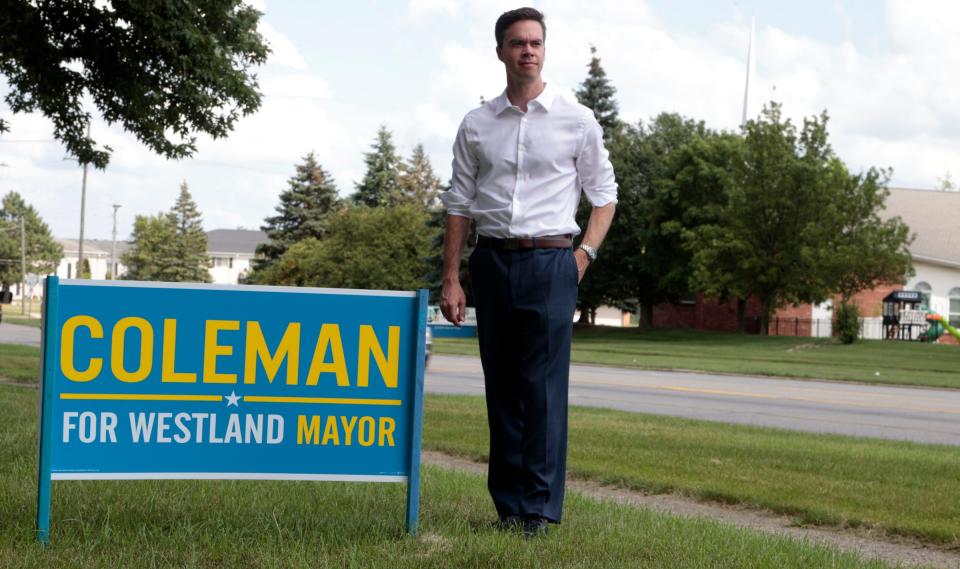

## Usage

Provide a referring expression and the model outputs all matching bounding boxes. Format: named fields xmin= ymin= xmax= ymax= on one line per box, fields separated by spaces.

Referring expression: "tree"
xmin=575 ymin=46 xmax=619 ymax=141
xmin=258 ymin=204 xmax=436 ymax=291
xmin=121 ymin=213 xmax=176 ymax=281
xmin=122 ymin=182 xmax=210 ymax=282
xmin=0 ymin=192 xmax=63 ymax=296
xmin=821 ymin=166 xmax=914 ymax=304
xmin=166 ymin=182 xmax=212 ymax=282
xmin=936 ymin=171 xmax=956 ymax=191
xmin=398 ymin=144 xmax=444 ymax=208
xmin=0 ymin=1 xmax=269 ymax=168
xmin=252 ymin=152 xmax=340 ymax=276
xmin=684 ymin=103 xmax=910 ymax=335
xmin=600 ymin=114 xmax=710 ymax=328
xmin=77 ymin=258 xmax=92 ymax=279
xmin=352 ymin=125 xmax=402 ymax=207
xmin=573 ymin=46 xmax=622 ymax=323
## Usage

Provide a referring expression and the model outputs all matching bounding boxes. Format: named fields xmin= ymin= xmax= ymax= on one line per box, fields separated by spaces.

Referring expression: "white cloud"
xmin=258 ymin=21 xmax=308 ymax=69
xmin=408 ymin=0 xmax=461 ymax=18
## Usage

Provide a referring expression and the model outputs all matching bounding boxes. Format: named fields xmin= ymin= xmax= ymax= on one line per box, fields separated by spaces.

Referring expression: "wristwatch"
xmin=578 ymin=243 xmax=598 ymax=262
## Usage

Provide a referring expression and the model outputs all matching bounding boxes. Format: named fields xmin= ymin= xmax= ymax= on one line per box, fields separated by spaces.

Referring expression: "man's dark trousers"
xmin=469 ymin=244 xmax=579 ymax=523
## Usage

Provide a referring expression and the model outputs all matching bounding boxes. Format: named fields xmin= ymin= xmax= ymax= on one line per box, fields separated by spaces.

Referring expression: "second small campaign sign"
xmin=37 ymin=277 xmax=427 ymax=542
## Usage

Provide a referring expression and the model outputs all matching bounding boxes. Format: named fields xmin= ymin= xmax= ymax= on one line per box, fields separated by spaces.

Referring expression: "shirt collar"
xmin=495 ymin=82 xmax=555 ymax=115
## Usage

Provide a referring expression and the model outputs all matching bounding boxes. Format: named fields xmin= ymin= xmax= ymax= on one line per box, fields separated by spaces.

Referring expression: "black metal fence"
xmin=766 ymin=317 xmax=887 ymax=340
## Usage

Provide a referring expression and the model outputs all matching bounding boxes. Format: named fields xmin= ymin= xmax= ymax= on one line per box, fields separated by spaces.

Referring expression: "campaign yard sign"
xmin=36 ymin=277 xmax=428 ymax=543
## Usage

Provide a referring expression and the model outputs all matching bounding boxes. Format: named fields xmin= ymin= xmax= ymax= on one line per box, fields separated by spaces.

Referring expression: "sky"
xmin=1 ymin=0 xmax=957 ymax=242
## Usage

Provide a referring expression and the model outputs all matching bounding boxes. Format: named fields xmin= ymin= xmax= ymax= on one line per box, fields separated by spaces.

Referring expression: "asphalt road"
xmin=426 ymin=355 xmax=960 ymax=446
xmin=0 ymin=322 xmax=40 ymax=347
xmin=3 ymin=323 xmax=957 ymax=446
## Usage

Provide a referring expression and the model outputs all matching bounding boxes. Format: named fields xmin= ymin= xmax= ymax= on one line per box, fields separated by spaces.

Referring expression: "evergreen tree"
xmin=573 ymin=46 xmax=621 ymax=323
xmin=352 ymin=125 xmax=402 ymax=207
xmin=252 ymin=152 xmax=340 ymax=275
xmin=121 ymin=213 xmax=177 ymax=281
xmin=122 ymin=183 xmax=210 ymax=282
xmin=166 ymin=182 xmax=211 ymax=282
xmin=398 ymin=144 xmax=444 ymax=208
xmin=575 ymin=46 xmax=620 ymax=141
xmin=0 ymin=192 xmax=63 ymax=296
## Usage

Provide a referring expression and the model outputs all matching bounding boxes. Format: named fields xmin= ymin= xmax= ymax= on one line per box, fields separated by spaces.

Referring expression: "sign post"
xmin=36 ymin=278 xmax=427 ymax=543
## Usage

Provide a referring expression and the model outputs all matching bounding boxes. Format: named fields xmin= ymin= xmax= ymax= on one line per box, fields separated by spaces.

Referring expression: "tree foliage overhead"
xmin=0 ymin=191 xmax=63 ymax=291
xmin=575 ymin=46 xmax=619 ymax=141
xmin=122 ymin=182 xmax=210 ymax=282
xmin=352 ymin=125 xmax=402 ymax=207
xmin=257 ymin=204 xmax=436 ymax=291
xmin=0 ymin=0 xmax=269 ymax=168
xmin=252 ymin=152 xmax=340 ymax=276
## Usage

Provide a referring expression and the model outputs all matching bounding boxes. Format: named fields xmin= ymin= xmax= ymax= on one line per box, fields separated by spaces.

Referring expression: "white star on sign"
xmin=225 ymin=391 xmax=241 ymax=407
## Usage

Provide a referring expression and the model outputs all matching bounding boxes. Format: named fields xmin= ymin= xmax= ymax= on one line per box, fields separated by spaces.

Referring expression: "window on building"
xmin=211 ymin=256 xmax=233 ymax=268
xmin=915 ymin=281 xmax=932 ymax=308
xmin=67 ymin=263 xmax=72 ymax=279
xmin=949 ymin=287 xmax=960 ymax=328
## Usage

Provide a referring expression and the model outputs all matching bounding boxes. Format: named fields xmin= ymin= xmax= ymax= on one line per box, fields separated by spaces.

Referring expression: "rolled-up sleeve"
xmin=576 ymin=117 xmax=618 ymax=207
xmin=440 ymin=116 xmax=478 ymax=218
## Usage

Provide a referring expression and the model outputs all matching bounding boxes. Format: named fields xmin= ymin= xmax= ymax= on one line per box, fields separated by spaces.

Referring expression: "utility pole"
xmin=77 ymin=123 xmax=90 ymax=276
xmin=110 ymin=204 xmax=121 ymax=279
xmin=20 ymin=216 xmax=26 ymax=315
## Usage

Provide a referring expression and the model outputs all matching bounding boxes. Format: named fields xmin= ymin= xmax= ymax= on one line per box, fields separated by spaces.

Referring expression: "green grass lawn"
xmin=1 ymin=315 xmax=42 ymax=328
xmin=425 ymin=394 xmax=960 ymax=547
xmin=0 ymin=387 xmax=897 ymax=569
xmin=435 ymin=327 xmax=960 ymax=388
xmin=0 ymin=344 xmax=40 ymax=383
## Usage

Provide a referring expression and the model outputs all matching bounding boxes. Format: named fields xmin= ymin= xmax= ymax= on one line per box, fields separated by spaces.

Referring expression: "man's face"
xmin=497 ymin=20 xmax=545 ymax=82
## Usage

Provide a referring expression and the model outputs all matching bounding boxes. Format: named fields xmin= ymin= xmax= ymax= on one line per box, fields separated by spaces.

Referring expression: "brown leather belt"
xmin=476 ymin=235 xmax=573 ymax=250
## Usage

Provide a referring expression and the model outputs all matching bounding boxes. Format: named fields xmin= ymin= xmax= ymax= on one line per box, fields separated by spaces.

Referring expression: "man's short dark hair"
xmin=495 ymin=7 xmax=546 ymax=48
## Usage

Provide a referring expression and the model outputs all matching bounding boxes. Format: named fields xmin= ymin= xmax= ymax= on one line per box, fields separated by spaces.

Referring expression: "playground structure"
xmin=924 ymin=312 xmax=960 ymax=343
xmin=882 ymin=290 xmax=960 ymax=343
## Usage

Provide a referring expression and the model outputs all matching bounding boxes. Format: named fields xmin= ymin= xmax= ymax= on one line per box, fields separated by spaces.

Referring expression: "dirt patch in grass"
xmin=422 ymin=450 xmax=960 ymax=569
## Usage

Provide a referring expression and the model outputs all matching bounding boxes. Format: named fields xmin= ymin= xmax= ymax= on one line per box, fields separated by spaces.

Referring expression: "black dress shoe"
xmin=522 ymin=516 xmax=549 ymax=538
xmin=494 ymin=515 xmax=522 ymax=531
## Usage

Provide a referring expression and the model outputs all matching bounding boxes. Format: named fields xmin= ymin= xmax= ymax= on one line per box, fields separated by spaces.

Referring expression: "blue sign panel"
xmin=36 ymin=277 xmax=427 ymax=542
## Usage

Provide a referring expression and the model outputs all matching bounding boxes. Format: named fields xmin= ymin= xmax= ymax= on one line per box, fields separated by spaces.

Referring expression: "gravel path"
xmin=422 ymin=450 xmax=960 ymax=569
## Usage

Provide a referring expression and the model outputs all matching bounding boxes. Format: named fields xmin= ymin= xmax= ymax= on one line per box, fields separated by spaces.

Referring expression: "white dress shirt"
xmin=441 ymin=83 xmax=618 ymax=238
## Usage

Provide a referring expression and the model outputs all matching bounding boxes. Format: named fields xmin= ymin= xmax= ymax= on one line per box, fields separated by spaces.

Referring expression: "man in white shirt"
xmin=439 ymin=7 xmax=617 ymax=537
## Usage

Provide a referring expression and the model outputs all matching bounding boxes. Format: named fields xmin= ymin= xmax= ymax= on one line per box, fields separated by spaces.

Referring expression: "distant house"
xmin=205 ymin=229 xmax=269 ymax=284
xmin=50 ymin=228 xmax=268 ymax=286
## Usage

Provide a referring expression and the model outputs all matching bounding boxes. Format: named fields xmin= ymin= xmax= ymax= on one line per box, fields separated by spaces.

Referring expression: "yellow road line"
xmin=653 ymin=385 xmax=778 ymax=399
xmin=244 ymin=396 xmax=402 ymax=406
xmin=60 ymin=393 xmax=222 ymax=402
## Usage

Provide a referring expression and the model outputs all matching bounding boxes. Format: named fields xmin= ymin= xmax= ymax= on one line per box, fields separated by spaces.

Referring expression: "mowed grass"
xmin=425 ymin=394 xmax=960 ymax=547
xmin=0 ymin=315 xmax=42 ymax=328
xmin=0 ymin=388 xmax=898 ymax=569
xmin=434 ymin=327 xmax=960 ymax=388
xmin=0 ymin=344 xmax=40 ymax=383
